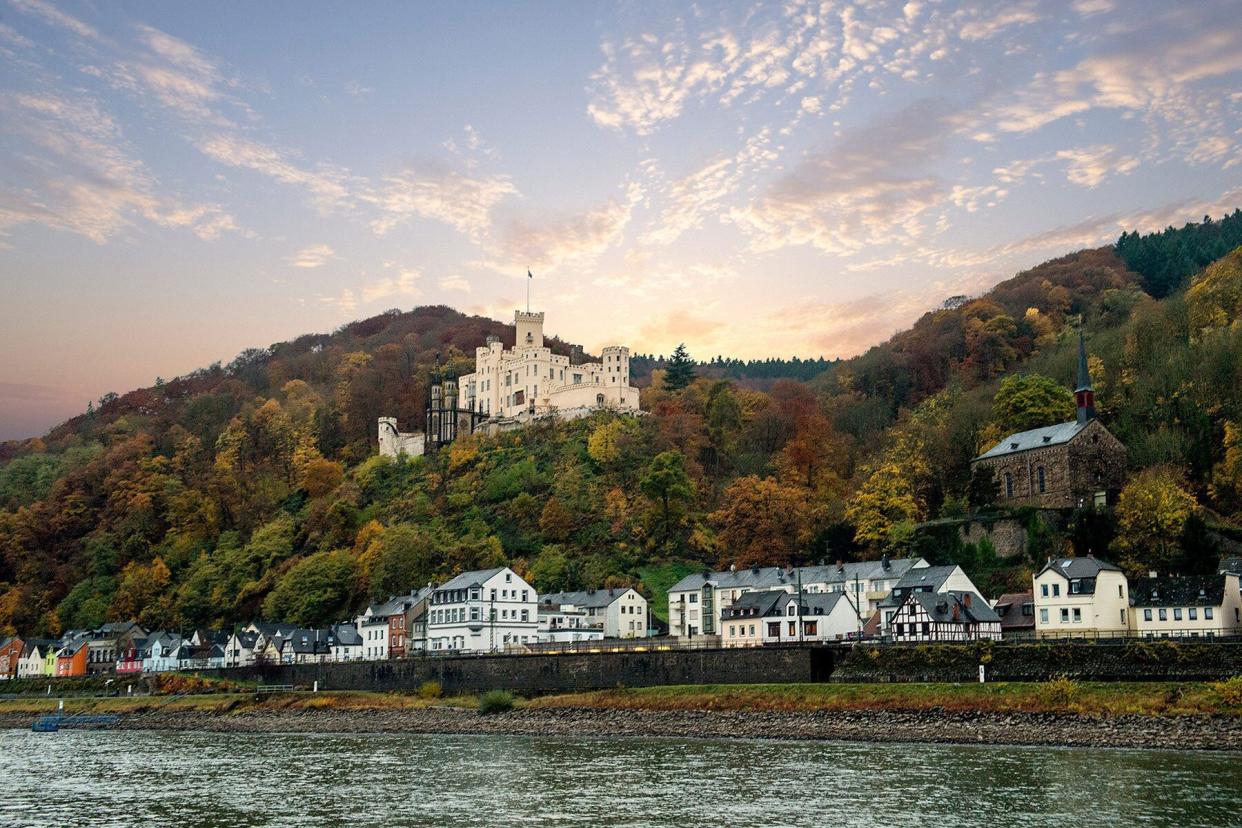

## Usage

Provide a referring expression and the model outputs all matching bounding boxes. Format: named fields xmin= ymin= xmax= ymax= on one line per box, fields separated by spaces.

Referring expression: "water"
xmin=1 ymin=729 xmax=1238 ymax=827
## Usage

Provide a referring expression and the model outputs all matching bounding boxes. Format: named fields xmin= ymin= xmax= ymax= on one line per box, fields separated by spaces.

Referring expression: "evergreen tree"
xmin=663 ymin=343 xmax=696 ymax=391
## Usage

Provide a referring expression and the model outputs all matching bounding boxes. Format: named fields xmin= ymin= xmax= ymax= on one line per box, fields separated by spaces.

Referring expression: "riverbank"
xmin=4 ymin=682 xmax=1241 ymax=750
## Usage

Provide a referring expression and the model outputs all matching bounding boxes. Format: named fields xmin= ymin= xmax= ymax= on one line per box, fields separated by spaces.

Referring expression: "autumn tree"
xmin=710 ymin=476 xmax=813 ymax=567
xmin=1113 ymin=466 xmax=1199 ymax=577
xmin=262 ymin=549 xmax=359 ymax=626
xmin=990 ymin=374 xmax=1075 ymax=437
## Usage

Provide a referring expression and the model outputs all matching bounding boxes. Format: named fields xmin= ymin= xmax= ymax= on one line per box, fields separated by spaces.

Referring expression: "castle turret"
xmin=515 ymin=310 xmax=544 ymax=350
xmin=1075 ymin=331 xmax=1095 ymax=425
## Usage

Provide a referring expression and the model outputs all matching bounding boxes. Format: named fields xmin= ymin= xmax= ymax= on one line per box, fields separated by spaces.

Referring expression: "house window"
xmin=749 ymin=625 xmax=755 ymax=636
xmin=1072 ymin=608 xmax=1082 ymax=623
xmin=1040 ymin=609 xmax=1049 ymax=624
xmin=1189 ymin=608 xmax=1198 ymax=621
xmin=1158 ymin=609 xmax=1168 ymax=621
xmin=1041 ymin=584 xmax=1048 ymax=597
xmin=767 ymin=622 xmax=780 ymax=637
xmin=1060 ymin=609 xmax=1069 ymax=622
xmin=1204 ymin=607 xmax=1214 ymax=620
xmin=1144 ymin=609 xmax=1152 ymax=621
xmin=1004 ymin=472 xmax=1014 ymax=498
xmin=804 ymin=621 xmax=817 ymax=636
xmin=1052 ymin=584 xmax=1060 ymax=597
xmin=1174 ymin=608 xmax=1183 ymax=621
xmin=1120 ymin=609 xmax=1126 ymax=624
xmin=1037 ymin=467 xmax=1046 ymax=493
xmin=788 ymin=621 xmax=796 ymax=636
xmin=689 ymin=594 xmax=697 ymax=603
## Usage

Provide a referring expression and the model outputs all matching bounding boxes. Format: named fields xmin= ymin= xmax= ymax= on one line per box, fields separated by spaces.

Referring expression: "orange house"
xmin=56 ymin=642 xmax=88 ymax=677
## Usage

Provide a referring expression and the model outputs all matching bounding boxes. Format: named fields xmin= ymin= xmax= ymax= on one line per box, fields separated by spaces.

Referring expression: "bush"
xmin=478 ymin=690 xmax=515 ymax=715
xmin=417 ymin=680 xmax=443 ymax=700
xmin=1212 ymin=675 xmax=1242 ymax=707
xmin=1041 ymin=675 xmax=1080 ymax=707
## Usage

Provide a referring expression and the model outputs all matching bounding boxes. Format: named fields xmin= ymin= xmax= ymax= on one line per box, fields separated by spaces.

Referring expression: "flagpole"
xmin=526 ymin=268 xmax=531 ymax=313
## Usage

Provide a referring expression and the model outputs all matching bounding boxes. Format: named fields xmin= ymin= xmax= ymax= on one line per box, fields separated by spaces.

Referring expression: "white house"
xmin=668 ymin=556 xmax=927 ymax=638
xmin=536 ymin=604 xmax=605 ymax=644
xmin=143 ymin=633 xmax=182 ymax=673
xmin=17 ymin=641 xmax=53 ymax=678
xmin=329 ymin=623 xmax=364 ymax=662
xmin=427 ymin=567 xmax=538 ymax=653
xmin=223 ymin=631 xmax=259 ymax=668
xmin=720 ymin=591 xmax=858 ymax=647
xmin=876 ymin=565 xmax=982 ymax=634
xmin=1129 ymin=573 xmax=1242 ymax=638
xmin=890 ymin=590 xmax=1002 ymax=642
xmin=1033 ymin=556 xmax=1129 ymax=638
xmin=537 ymin=588 xmax=648 ymax=639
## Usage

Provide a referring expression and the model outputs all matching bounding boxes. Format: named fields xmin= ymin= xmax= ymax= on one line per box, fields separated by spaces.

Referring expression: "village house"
xmin=17 ymin=640 xmax=55 ymax=678
xmin=329 ymin=624 xmax=363 ymax=662
xmin=720 ymin=590 xmax=785 ymax=648
xmin=224 ymin=631 xmax=260 ymax=668
xmin=427 ymin=567 xmax=538 ymax=653
xmin=668 ymin=557 xmax=927 ymax=639
xmin=143 ymin=633 xmax=182 ymax=673
xmin=536 ymin=603 xmax=605 ymax=644
xmin=537 ymin=588 xmax=649 ymax=639
xmin=56 ymin=639 xmax=89 ymax=677
xmin=721 ymin=591 xmax=859 ymax=647
xmin=1033 ymin=556 xmax=1130 ymax=638
xmin=1129 ymin=573 xmax=1242 ymax=638
xmin=972 ymin=334 xmax=1127 ymax=508
xmin=876 ymin=565 xmax=982 ymax=634
xmin=890 ymin=590 xmax=1002 ymax=642
xmin=0 ymin=636 xmax=23 ymax=680
xmin=992 ymin=592 xmax=1037 ymax=639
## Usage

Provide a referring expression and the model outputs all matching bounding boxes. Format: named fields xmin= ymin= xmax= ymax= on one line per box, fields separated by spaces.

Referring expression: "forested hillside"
xmin=2 ymin=213 xmax=1242 ymax=635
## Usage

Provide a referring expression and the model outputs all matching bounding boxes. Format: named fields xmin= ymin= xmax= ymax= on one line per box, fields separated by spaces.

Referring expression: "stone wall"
xmin=832 ymin=640 xmax=1242 ymax=683
xmin=202 ymin=646 xmax=838 ymax=694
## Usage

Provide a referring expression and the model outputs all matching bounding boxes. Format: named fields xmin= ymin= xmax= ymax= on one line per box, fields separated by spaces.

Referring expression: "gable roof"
xmin=992 ymin=592 xmax=1036 ymax=630
xmin=1037 ymin=556 xmax=1122 ymax=580
xmin=721 ymin=589 xmax=786 ymax=620
xmin=539 ymin=588 xmax=637 ymax=609
xmin=776 ymin=592 xmax=847 ymax=616
xmin=1129 ymin=574 xmax=1233 ymax=608
xmin=905 ymin=590 xmax=1000 ymax=624
xmin=437 ymin=567 xmax=509 ymax=592
xmin=975 ymin=420 xmax=1087 ymax=461
xmin=330 ymin=624 xmax=362 ymax=646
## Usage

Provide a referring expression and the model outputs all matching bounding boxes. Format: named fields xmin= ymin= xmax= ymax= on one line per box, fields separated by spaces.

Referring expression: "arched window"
xmin=596 ymin=393 xmax=605 ymax=407
xmin=1004 ymin=472 xmax=1014 ymax=498
xmin=1037 ymin=467 xmax=1046 ymax=493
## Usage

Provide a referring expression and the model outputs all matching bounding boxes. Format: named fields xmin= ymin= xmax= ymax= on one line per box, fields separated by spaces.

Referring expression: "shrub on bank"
xmin=417 ymin=680 xmax=443 ymax=700
xmin=478 ymin=690 xmax=515 ymax=715
xmin=1041 ymin=675 xmax=1080 ymax=707
xmin=1212 ymin=675 xmax=1242 ymax=706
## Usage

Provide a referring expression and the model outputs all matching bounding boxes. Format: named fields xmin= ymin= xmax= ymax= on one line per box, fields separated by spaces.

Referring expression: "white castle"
xmin=378 ymin=309 xmax=641 ymax=458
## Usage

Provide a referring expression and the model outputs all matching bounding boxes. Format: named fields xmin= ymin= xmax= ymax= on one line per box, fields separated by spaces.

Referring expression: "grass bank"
xmin=0 ymin=690 xmax=479 ymax=717
xmin=529 ymin=680 xmax=1242 ymax=718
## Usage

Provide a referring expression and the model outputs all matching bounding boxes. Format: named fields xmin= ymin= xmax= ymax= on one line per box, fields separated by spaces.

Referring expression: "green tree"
xmin=639 ymin=451 xmax=695 ymax=548
xmin=262 ymin=549 xmax=359 ymax=626
xmin=528 ymin=544 xmax=576 ymax=592
xmin=990 ymin=373 xmax=1075 ymax=436
xmin=368 ymin=524 xmax=436 ymax=600
xmin=662 ymin=344 xmax=696 ymax=392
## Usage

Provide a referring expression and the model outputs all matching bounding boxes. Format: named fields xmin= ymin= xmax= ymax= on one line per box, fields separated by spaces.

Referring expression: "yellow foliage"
xmin=1187 ymin=246 xmax=1242 ymax=340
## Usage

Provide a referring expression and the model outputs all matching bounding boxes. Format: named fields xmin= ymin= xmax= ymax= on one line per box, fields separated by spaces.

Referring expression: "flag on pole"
xmin=527 ymin=268 xmax=533 ymax=280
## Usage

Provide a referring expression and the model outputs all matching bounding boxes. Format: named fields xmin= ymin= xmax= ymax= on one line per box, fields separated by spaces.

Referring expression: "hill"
xmin=2 ymin=213 xmax=1242 ymax=635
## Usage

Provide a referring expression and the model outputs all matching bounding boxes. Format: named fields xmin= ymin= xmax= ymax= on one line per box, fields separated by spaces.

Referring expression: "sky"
xmin=2 ymin=1 xmax=1241 ymax=441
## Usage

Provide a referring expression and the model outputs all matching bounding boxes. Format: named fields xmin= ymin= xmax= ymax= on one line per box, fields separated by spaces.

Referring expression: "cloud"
xmin=489 ymin=183 xmax=643 ymax=273
xmin=730 ymin=97 xmax=967 ymax=254
xmin=198 ymin=134 xmax=353 ymax=210
xmin=360 ymin=268 xmax=420 ymax=303
xmin=9 ymin=0 xmax=99 ymax=41
xmin=319 ymin=288 xmax=357 ymax=314
xmin=287 ymin=244 xmax=336 ymax=268
xmin=439 ymin=275 xmax=472 ymax=292
xmin=0 ymin=91 xmax=237 ymax=243
xmin=366 ymin=163 xmax=516 ymax=238
xmin=637 ymin=308 xmax=726 ymax=351
xmin=957 ymin=4 xmax=1042 ymax=42
xmin=1055 ymin=145 xmax=1139 ymax=187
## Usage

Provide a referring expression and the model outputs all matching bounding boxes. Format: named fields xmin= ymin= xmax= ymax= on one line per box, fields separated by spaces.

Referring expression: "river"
xmin=0 ymin=729 xmax=1238 ymax=826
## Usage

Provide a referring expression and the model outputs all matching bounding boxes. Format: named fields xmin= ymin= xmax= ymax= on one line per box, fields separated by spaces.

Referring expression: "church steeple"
xmin=1074 ymin=331 xmax=1095 ymax=425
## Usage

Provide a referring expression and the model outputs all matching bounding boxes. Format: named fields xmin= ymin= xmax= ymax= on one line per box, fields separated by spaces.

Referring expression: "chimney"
xmin=963 ymin=593 xmax=972 ymax=608
xmin=1086 ymin=552 xmax=1094 ymax=559
xmin=881 ymin=553 xmax=891 ymax=571
xmin=836 ymin=559 xmax=844 ymax=573
xmin=952 ymin=603 xmax=961 ymax=621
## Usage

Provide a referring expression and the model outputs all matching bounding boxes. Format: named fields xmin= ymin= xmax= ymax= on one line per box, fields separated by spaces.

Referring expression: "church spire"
xmin=1074 ymin=330 xmax=1095 ymax=425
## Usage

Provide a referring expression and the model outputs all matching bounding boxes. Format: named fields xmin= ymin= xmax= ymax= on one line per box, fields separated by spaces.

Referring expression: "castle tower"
xmin=1075 ymin=331 xmax=1095 ymax=425
xmin=377 ymin=417 xmax=399 ymax=457
xmin=515 ymin=310 xmax=544 ymax=350
xmin=602 ymin=345 xmax=630 ymax=387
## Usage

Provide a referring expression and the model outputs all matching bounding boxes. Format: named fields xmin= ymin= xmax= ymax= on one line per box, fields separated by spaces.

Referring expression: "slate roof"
xmin=232 ymin=631 xmax=259 ymax=649
xmin=906 ymin=591 xmax=1000 ymax=624
xmin=878 ymin=565 xmax=962 ymax=608
xmin=776 ymin=592 xmax=847 ymax=617
xmin=437 ymin=567 xmax=508 ymax=592
xmin=993 ymin=592 xmax=1036 ymax=630
xmin=1220 ymin=557 xmax=1242 ymax=576
xmin=330 ymin=624 xmax=362 ymax=646
xmin=539 ymin=588 xmax=637 ymax=609
xmin=975 ymin=420 xmax=1087 ymax=461
xmin=669 ymin=557 xmax=924 ymax=594
xmin=721 ymin=589 xmax=786 ymax=620
xmin=1129 ymin=574 xmax=1232 ymax=608
xmin=1037 ymin=556 xmax=1122 ymax=579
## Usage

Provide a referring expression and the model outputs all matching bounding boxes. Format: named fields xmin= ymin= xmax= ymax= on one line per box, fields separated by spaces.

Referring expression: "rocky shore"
xmin=4 ymin=706 xmax=1240 ymax=751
